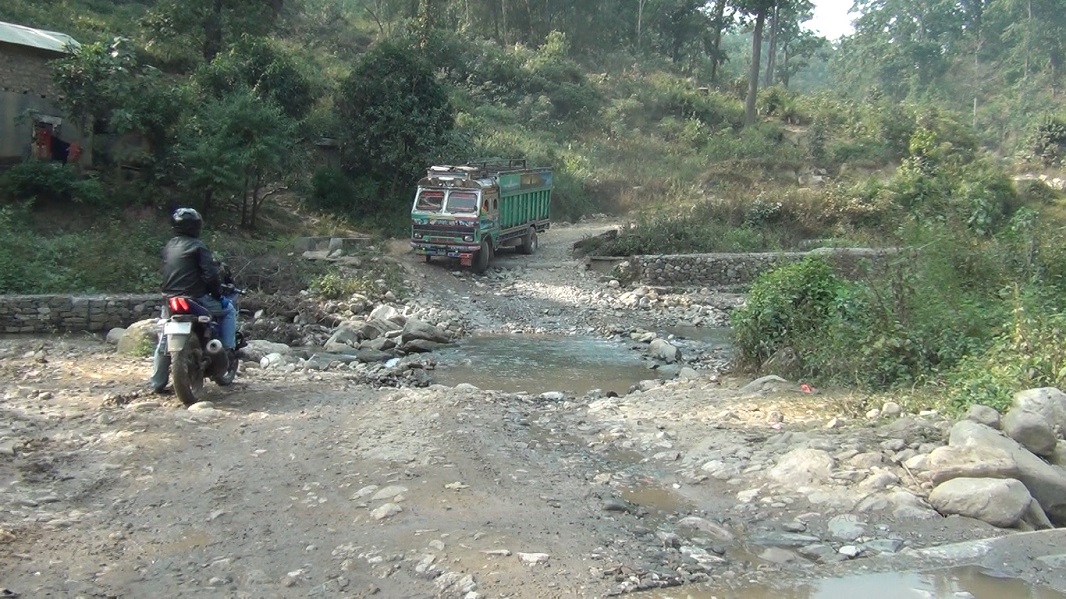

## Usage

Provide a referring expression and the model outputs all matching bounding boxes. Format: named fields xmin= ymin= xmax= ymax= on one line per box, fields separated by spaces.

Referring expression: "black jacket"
xmin=161 ymin=234 xmax=222 ymax=299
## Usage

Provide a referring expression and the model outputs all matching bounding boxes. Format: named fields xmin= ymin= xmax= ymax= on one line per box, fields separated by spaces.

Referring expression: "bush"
xmin=948 ymin=292 xmax=1066 ymax=413
xmin=731 ymin=257 xmax=852 ymax=371
xmin=309 ymin=167 xmax=357 ymax=212
xmin=0 ymin=162 xmax=106 ymax=206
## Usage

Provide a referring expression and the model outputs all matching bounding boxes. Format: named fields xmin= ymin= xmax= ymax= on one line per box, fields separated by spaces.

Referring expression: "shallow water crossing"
xmin=432 ymin=333 xmax=658 ymax=394
xmin=646 ymin=566 xmax=1066 ymax=599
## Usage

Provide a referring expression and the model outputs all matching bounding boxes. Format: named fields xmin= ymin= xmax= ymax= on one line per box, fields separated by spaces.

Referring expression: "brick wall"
xmin=0 ymin=295 xmax=161 ymax=334
xmin=0 ymin=43 xmax=60 ymax=97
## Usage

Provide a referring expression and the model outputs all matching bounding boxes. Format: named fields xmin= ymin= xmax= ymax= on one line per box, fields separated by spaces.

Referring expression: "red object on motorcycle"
xmin=168 ymin=297 xmax=192 ymax=313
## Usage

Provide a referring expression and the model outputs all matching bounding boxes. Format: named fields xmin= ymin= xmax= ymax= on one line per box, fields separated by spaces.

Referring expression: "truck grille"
xmin=413 ymin=224 xmax=476 ymax=237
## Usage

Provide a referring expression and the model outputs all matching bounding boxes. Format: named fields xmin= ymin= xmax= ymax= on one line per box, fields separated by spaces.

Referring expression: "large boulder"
xmin=768 ymin=448 xmax=835 ymax=489
xmin=928 ymin=477 xmax=1033 ymax=528
xmin=949 ymin=420 xmax=1066 ymax=525
xmin=925 ymin=445 xmax=1020 ymax=485
xmin=360 ymin=318 xmax=403 ymax=340
xmin=369 ymin=305 xmax=403 ymax=323
xmin=648 ymin=338 xmax=681 ymax=363
xmin=116 ymin=319 xmax=161 ymax=356
xmin=1002 ymin=408 xmax=1058 ymax=457
xmin=326 ymin=326 xmax=362 ymax=348
xmin=1014 ymin=388 xmax=1066 ymax=436
xmin=361 ymin=337 xmax=397 ymax=352
xmin=400 ymin=318 xmax=451 ymax=344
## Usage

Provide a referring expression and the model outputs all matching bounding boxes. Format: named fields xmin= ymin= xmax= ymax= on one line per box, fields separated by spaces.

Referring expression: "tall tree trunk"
xmin=709 ymin=0 xmax=727 ymax=83
xmin=1025 ymin=0 xmax=1032 ymax=81
xmin=202 ymin=0 xmax=223 ymax=62
xmin=637 ymin=0 xmax=648 ymax=51
xmin=764 ymin=3 xmax=779 ymax=87
xmin=745 ymin=8 xmax=767 ymax=126
xmin=781 ymin=41 xmax=791 ymax=88
xmin=501 ymin=0 xmax=508 ymax=45
xmin=250 ymin=170 xmax=263 ymax=229
xmin=417 ymin=0 xmax=435 ymax=49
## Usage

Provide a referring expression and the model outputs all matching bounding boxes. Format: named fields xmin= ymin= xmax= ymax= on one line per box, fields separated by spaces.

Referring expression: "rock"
xmin=965 ymin=404 xmax=1001 ymax=429
xmin=1022 ymin=498 xmax=1054 ymax=530
xmin=360 ymin=318 xmax=402 ymax=340
xmin=402 ymin=339 xmax=445 ymax=353
xmin=1050 ymin=441 xmax=1066 ymax=468
xmin=105 ymin=327 xmax=126 ymax=345
xmin=370 ymin=503 xmax=403 ymax=520
xmin=116 ymin=319 xmax=159 ymax=356
xmin=866 ymin=408 xmax=881 ymax=419
xmin=241 ymin=340 xmax=293 ymax=362
xmin=1002 ymin=409 xmax=1058 ymax=457
xmin=676 ymin=516 xmax=734 ymax=541
xmin=401 ymin=318 xmax=451 ymax=344
xmin=758 ymin=547 xmax=800 ymax=564
xmin=677 ymin=367 xmax=700 ymax=380
xmin=749 ymin=532 xmax=821 ymax=548
xmin=326 ymin=326 xmax=362 ymax=348
xmin=925 ymin=445 xmax=1020 ymax=485
xmin=768 ymin=448 xmax=834 ymax=488
xmin=838 ymin=545 xmax=863 ymax=558
xmin=739 ymin=375 xmax=789 ymax=395
xmin=362 ymin=337 xmax=397 ymax=352
xmin=863 ymin=539 xmax=904 ymax=554
xmin=1013 ymin=388 xmax=1066 ymax=434
xmin=260 ymin=352 xmax=287 ymax=369
xmin=648 ymin=339 xmax=681 ymax=363
xmin=949 ymin=420 xmax=1066 ymax=524
xmin=928 ymin=477 xmax=1032 ymax=528
xmin=371 ymin=486 xmax=408 ymax=501
xmin=827 ymin=514 xmax=865 ymax=541
xmin=881 ymin=401 xmax=902 ymax=417
xmin=369 ymin=305 xmax=401 ymax=322
xmin=356 ymin=349 xmax=394 ymax=363
xmin=517 ymin=552 xmax=549 ymax=566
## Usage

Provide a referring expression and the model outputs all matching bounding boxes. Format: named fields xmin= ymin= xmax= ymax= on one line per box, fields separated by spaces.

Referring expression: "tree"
xmin=142 ymin=0 xmax=279 ymax=67
xmin=193 ymin=37 xmax=318 ymax=120
xmin=736 ymin=0 xmax=777 ymax=125
xmin=336 ymin=41 xmax=454 ymax=199
xmin=175 ymin=88 xmax=292 ymax=227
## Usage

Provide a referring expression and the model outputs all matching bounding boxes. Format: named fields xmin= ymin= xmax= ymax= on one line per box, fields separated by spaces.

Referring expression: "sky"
xmin=805 ymin=0 xmax=856 ymax=40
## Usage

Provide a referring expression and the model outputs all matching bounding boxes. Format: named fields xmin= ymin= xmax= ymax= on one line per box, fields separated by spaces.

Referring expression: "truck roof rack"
xmin=426 ymin=159 xmax=537 ymax=181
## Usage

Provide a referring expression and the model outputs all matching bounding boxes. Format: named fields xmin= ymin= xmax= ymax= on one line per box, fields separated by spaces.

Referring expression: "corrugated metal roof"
xmin=0 ymin=21 xmax=80 ymax=54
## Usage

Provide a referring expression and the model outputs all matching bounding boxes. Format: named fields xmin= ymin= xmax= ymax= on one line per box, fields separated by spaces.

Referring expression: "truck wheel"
xmin=519 ymin=227 xmax=538 ymax=255
xmin=473 ymin=241 xmax=492 ymax=273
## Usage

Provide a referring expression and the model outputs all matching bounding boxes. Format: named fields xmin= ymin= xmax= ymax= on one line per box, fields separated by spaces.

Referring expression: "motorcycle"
xmin=162 ymin=284 xmax=247 ymax=406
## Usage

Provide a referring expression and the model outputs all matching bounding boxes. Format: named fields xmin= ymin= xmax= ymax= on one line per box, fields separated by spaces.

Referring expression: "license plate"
xmin=164 ymin=321 xmax=192 ymax=335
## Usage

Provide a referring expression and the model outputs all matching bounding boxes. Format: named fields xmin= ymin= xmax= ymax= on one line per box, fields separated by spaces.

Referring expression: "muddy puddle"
xmin=432 ymin=334 xmax=658 ymax=394
xmin=644 ymin=566 xmax=1066 ymax=599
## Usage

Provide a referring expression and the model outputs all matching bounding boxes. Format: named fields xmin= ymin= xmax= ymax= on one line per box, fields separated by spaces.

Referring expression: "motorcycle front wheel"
xmin=172 ymin=332 xmax=206 ymax=406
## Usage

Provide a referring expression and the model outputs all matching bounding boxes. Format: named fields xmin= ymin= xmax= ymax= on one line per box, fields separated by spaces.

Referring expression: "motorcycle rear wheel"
xmin=212 ymin=349 xmax=238 ymax=386
xmin=172 ymin=332 xmax=206 ymax=406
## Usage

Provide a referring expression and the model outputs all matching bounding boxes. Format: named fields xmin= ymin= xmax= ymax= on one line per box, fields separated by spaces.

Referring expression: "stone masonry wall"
xmin=632 ymin=248 xmax=893 ymax=287
xmin=0 ymin=294 xmax=161 ymax=334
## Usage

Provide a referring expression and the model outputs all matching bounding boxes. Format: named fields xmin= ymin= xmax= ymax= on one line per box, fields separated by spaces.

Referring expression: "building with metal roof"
xmin=0 ymin=21 xmax=89 ymax=168
xmin=0 ymin=20 xmax=80 ymax=54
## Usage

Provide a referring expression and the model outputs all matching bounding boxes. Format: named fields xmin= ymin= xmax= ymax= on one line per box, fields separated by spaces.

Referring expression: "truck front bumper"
xmin=411 ymin=242 xmax=481 ymax=264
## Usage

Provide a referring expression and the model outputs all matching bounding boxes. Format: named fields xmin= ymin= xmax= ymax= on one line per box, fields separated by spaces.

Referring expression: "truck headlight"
xmin=464 ymin=235 xmax=474 ymax=242
xmin=414 ymin=233 xmax=423 ymax=239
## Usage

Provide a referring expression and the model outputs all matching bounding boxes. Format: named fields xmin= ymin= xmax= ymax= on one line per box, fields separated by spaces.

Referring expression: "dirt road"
xmin=0 ymin=222 xmax=1055 ymax=598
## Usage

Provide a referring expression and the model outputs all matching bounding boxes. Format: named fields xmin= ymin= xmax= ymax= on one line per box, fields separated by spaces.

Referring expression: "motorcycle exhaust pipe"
xmin=206 ymin=339 xmax=224 ymax=354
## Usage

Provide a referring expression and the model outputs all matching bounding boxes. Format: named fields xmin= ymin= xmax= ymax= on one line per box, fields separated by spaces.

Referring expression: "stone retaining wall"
xmin=0 ymin=294 xmax=160 ymax=334
xmin=631 ymin=248 xmax=894 ymax=287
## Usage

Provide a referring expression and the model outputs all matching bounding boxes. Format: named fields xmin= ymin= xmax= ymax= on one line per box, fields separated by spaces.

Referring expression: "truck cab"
xmin=411 ymin=161 xmax=551 ymax=273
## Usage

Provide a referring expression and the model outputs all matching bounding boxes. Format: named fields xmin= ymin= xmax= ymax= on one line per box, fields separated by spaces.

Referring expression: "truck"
xmin=410 ymin=159 xmax=552 ymax=273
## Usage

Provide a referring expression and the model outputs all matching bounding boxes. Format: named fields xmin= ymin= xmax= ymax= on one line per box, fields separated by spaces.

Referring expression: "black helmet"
xmin=172 ymin=207 xmax=203 ymax=237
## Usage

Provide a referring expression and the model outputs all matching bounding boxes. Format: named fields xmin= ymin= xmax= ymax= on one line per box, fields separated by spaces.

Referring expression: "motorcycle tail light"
xmin=168 ymin=297 xmax=191 ymax=313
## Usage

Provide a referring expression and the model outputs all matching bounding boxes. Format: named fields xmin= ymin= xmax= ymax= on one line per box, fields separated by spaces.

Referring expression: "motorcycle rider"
xmin=149 ymin=208 xmax=237 ymax=393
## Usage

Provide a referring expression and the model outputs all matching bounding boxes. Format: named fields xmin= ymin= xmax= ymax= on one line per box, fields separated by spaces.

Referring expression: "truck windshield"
xmin=446 ymin=191 xmax=479 ymax=214
xmin=415 ymin=189 xmax=444 ymax=212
